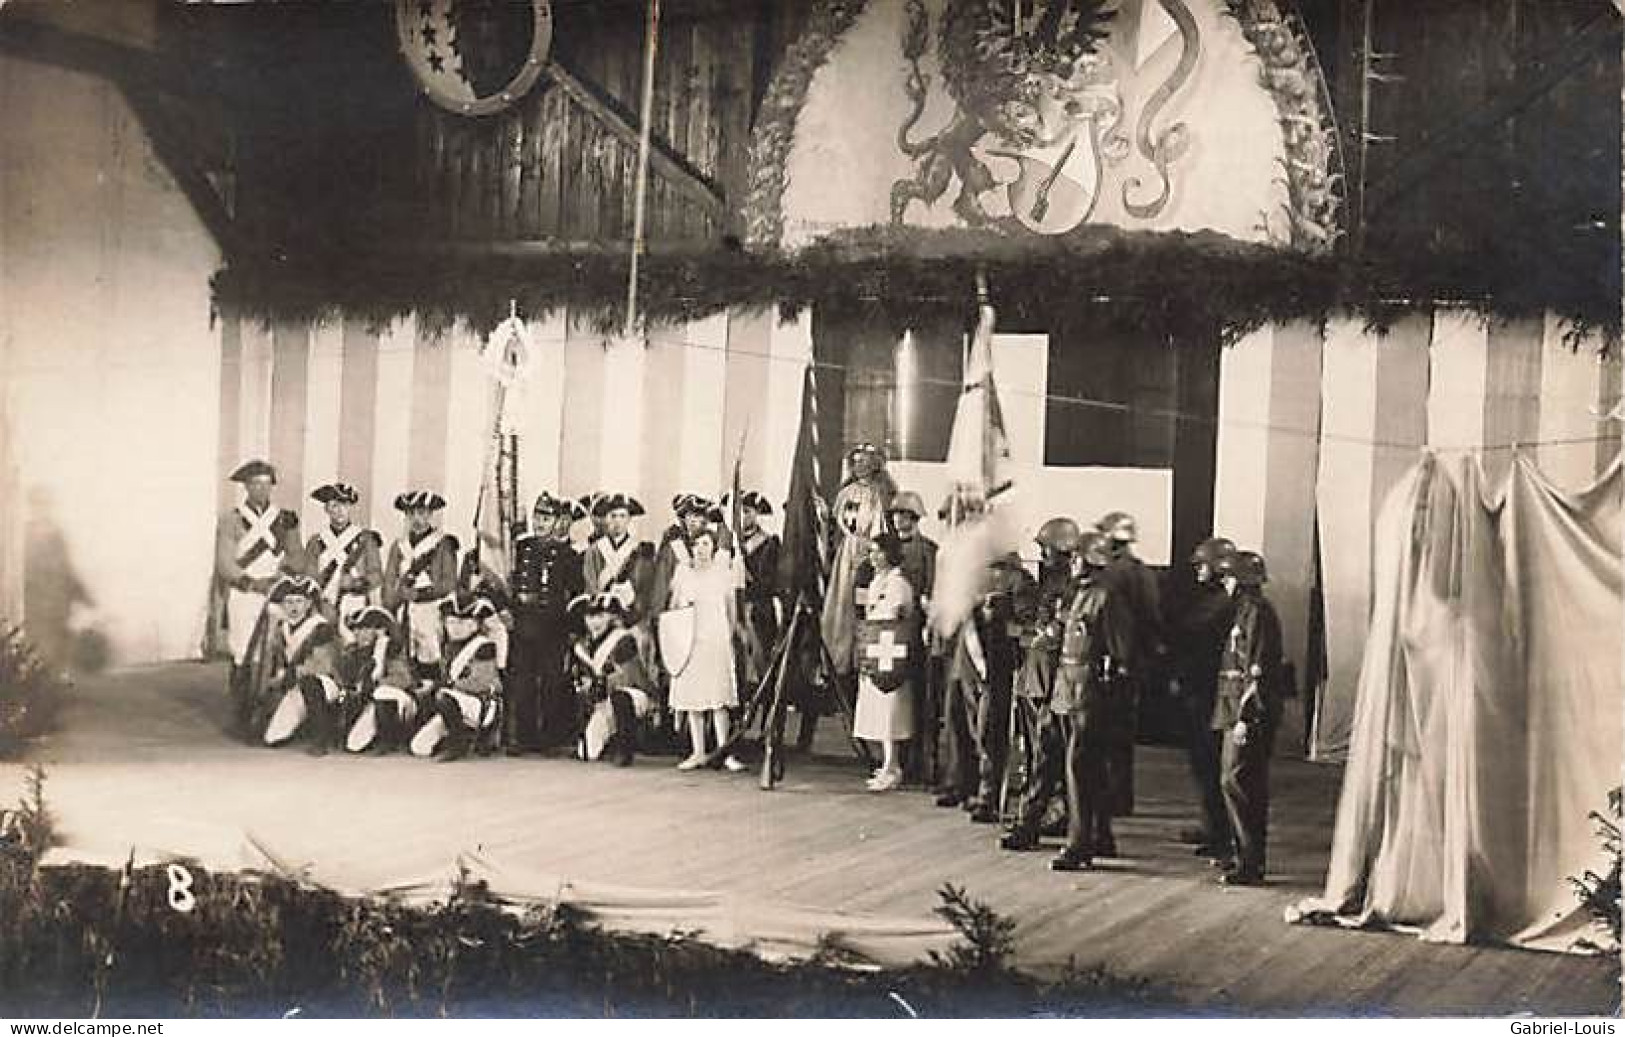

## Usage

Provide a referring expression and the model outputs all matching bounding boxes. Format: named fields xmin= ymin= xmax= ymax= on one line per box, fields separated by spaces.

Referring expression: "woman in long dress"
xmin=665 ymin=529 xmax=743 ymax=771
xmin=853 ymin=533 xmax=918 ymax=792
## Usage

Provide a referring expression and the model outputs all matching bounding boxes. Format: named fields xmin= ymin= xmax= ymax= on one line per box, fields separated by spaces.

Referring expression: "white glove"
xmin=1232 ymin=721 xmax=1249 ymax=747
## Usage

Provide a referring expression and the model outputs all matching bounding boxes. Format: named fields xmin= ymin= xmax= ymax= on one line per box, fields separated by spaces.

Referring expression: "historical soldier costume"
xmin=341 ymin=606 xmax=421 ymax=753
xmin=306 ymin=483 xmax=382 ymax=635
xmin=579 ymin=492 xmax=608 ymax=545
xmin=582 ymin=493 xmax=657 ymax=685
xmin=568 ymin=593 xmax=654 ymax=765
xmin=215 ymin=460 xmax=305 ymax=732
xmin=507 ymin=492 xmax=586 ymax=753
xmin=409 ymin=595 xmax=504 ymax=761
xmin=1172 ymin=537 xmax=1238 ymax=856
xmin=1009 ymin=533 xmax=1133 ymax=870
xmin=730 ymin=491 xmax=782 ymax=689
xmin=382 ymin=491 xmax=459 ymax=686
xmin=1095 ymin=510 xmax=1164 ymax=816
xmin=259 ymin=577 xmax=343 ymax=752
xmin=1212 ymin=550 xmax=1284 ymax=886
xmin=651 ymin=494 xmax=713 ymax=614
xmin=941 ymin=551 xmax=1031 ymax=821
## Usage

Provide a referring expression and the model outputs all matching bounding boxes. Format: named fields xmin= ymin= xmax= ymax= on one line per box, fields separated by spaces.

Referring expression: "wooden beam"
xmin=543 ymin=57 xmax=727 ymax=223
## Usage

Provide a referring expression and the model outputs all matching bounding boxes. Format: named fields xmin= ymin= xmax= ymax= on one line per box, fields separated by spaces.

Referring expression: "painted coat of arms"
xmin=891 ymin=0 xmax=1200 ymax=235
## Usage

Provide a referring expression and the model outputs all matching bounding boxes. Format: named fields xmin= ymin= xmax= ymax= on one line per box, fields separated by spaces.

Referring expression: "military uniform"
xmin=1001 ymin=560 xmax=1071 ymax=841
xmin=568 ymin=597 xmax=654 ymax=765
xmin=945 ymin=554 xmax=1031 ymax=822
xmin=736 ymin=523 xmax=783 ymax=689
xmin=508 ymin=514 xmax=585 ymax=750
xmin=410 ymin=599 xmax=504 ymax=760
xmin=305 ymin=487 xmax=383 ymax=635
xmin=258 ymin=579 xmax=342 ymax=751
xmin=339 ymin=608 xmax=421 ymax=753
xmin=214 ymin=477 xmax=303 ymax=664
xmin=382 ymin=492 xmax=460 ymax=678
xmin=1099 ymin=548 xmax=1164 ymax=816
xmin=1172 ymin=560 xmax=1236 ymax=852
xmin=1212 ymin=582 xmax=1283 ymax=883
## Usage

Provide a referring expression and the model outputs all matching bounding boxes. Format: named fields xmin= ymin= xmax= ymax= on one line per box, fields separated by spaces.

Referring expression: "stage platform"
xmin=3 ymin=664 xmax=1616 ymax=1016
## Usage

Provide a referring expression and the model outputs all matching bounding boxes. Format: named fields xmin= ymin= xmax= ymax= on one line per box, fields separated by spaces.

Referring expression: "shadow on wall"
xmin=23 ymin=487 xmax=108 ymax=676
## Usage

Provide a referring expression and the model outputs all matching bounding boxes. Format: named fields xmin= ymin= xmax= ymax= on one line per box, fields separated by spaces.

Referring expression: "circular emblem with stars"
xmin=395 ymin=0 xmax=554 ymax=117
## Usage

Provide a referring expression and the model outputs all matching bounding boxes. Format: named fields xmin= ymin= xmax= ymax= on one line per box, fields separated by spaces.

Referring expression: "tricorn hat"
xmin=394 ymin=490 xmax=447 ymax=513
xmin=726 ymin=490 xmax=772 ymax=515
xmin=311 ymin=482 xmax=360 ymax=506
xmin=598 ymin=492 xmax=645 ymax=518
xmin=269 ymin=575 xmax=321 ymax=602
xmin=230 ymin=459 xmax=278 ymax=484
xmin=566 ymin=592 xmax=628 ymax=622
xmin=347 ymin=605 xmax=397 ymax=635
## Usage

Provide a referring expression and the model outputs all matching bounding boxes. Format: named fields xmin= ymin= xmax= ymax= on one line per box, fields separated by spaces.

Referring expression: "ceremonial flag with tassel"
xmin=932 ymin=281 xmax=1020 ymax=640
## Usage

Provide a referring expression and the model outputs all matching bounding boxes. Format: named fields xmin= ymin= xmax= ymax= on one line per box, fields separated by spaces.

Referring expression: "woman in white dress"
xmin=664 ymin=529 xmax=743 ymax=770
xmin=853 ymin=533 xmax=918 ymax=792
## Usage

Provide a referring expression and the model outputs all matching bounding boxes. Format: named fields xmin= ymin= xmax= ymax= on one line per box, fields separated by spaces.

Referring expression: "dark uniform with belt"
xmin=507 ymin=493 xmax=585 ymax=752
xmin=997 ymin=549 xmax=1072 ymax=847
xmin=1211 ymin=550 xmax=1283 ymax=885
xmin=1096 ymin=511 xmax=1164 ymax=816
xmin=1049 ymin=533 xmax=1134 ymax=870
xmin=1172 ymin=537 xmax=1238 ymax=854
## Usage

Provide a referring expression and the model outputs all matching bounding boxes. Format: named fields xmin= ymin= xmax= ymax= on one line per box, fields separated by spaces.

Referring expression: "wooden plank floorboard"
xmin=4 ymin=663 xmax=1615 ymax=1016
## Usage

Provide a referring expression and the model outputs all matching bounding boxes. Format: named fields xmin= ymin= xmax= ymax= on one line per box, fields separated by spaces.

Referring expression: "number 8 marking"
xmin=166 ymin=863 xmax=196 ymax=913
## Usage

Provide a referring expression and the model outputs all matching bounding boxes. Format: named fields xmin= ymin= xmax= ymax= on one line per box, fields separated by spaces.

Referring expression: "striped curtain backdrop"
xmin=213 ymin=307 xmax=816 ymax=566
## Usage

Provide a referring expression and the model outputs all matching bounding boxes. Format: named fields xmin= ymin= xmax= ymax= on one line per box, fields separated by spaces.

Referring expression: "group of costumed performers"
xmin=213 ymin=461 xmax=790 ymax=770
xmin=214 ymin=441 xmax=1286 ymax=885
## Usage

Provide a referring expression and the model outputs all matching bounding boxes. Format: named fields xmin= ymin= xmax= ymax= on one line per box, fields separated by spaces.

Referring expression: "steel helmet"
xmin=1035 ymin=516 xmax=1082 ymax=553
xmin=1078 ymin=530 xmax=1114 ymax=569
xmin=1190 ymin=536 xmax=1237 ymax=567
xmin=1218 ymin=550 xmax=1267 ymax=586
xmin=1097 ymin=511 xmax=1137 ymax=543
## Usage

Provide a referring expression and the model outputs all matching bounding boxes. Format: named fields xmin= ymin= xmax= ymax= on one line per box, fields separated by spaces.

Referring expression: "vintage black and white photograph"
xmin=0 ymin=0 xmax=1620 ymax=1021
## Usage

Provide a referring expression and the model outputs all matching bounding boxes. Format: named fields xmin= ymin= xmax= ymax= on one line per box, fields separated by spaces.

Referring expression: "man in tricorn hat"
xmin=507 ymin=491 xmax=586 ymax=754
xmin=383 ymin=491 xmax=459 ymax=687
xmin=306 ymin=482 xmax=382 ymax=635
xmin=215 ymin=459 xmax=305 ymax=734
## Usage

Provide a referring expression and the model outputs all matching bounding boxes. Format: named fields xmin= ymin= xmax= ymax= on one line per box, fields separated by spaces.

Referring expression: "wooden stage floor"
xmin=4 ymin=663 xmax=1617 ymax=1016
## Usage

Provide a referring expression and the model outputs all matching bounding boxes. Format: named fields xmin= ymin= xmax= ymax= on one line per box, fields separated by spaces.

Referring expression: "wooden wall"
xmin=412 ymin=0 xmax=793 ymax=245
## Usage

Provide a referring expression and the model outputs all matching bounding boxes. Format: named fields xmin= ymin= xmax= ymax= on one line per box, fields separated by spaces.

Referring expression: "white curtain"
xmin=1295 ymin=451 xmax=1622 ymax=953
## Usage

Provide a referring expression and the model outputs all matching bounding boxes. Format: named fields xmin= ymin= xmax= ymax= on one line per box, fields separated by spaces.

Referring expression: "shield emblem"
xmin=657 ymin=605 xmax=697 ymax=678
xmin=858 ymin=614 xmax=919 ymax=693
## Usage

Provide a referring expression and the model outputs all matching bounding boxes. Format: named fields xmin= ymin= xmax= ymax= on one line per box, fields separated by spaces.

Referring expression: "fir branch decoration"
xmin=1226 ymin=0 xmax=1344 ymax=253
xmin=212 ymin=223 xmax=1620 ymax=348
xmin=742 ymin=0 xmax=873 ymax=248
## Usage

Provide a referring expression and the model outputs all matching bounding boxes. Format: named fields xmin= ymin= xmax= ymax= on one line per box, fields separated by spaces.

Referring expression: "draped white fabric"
xmin=1296 ymin=452 xmax=1622 ymax=953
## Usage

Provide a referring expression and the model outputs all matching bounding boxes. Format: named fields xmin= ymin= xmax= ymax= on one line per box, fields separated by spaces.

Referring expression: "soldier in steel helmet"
xmin=1006 ymin=531 xmax=1132 ymax=869
xmin=1094 ymin=510 xmax=1164 ymax=816
xmin=1171 ymin=536 xmax=1239 ymax=859
xmin=1211 ymin=549 xmax=1284 ymax=885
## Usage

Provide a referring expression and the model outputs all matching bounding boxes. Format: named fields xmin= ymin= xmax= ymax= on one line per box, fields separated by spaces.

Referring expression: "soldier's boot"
xmin=371 ymin=700 xmax=400 ymax=753
xmin=299 ymin=682 xmax=331 ymax=756
xmin=608 ymin=691 xmax=637 ymax=767
xmin=435 ymin=699 xmax=473 ymax=762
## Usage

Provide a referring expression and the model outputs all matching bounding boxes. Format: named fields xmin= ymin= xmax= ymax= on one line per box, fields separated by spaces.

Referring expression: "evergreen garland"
xmin=211 ymin=224 xmax=1619 ymax=347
